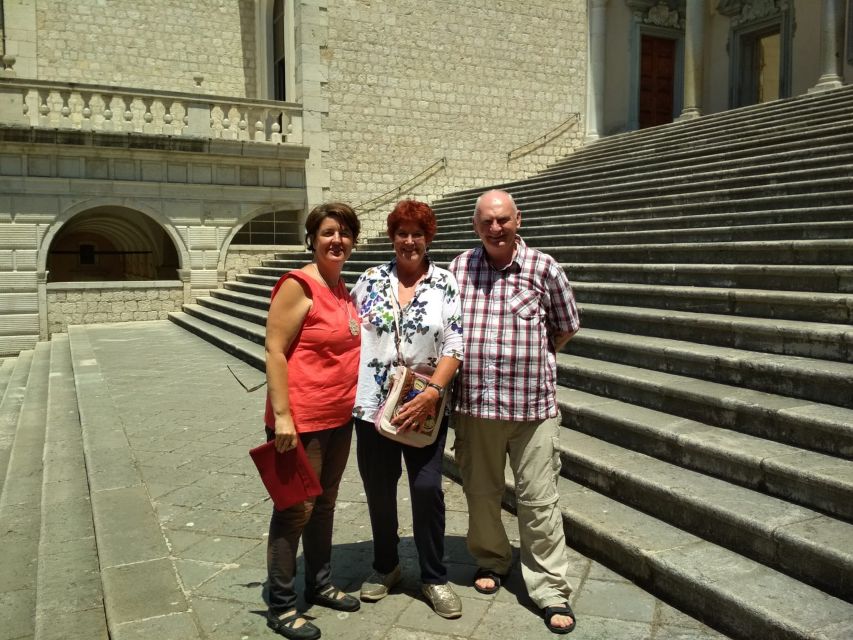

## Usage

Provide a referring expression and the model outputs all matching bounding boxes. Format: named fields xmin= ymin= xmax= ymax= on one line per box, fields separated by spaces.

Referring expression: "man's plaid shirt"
xmin=449 ymin=237 xmax=580 ymax=421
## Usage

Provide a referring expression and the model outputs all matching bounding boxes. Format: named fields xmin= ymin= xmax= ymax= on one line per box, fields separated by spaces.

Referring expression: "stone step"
xmin=35 ymin=334 xmax=107 ymax=639
xmin=0 ymin=357 xmax=16 ymax=401
xmin=441 ymin=430 xmax=853 ymax=640
xmin=177 ymin=303 xmax=265 ymax=347
xmin=222 ymin=279 xmax=275 ymax=297
xmin=550 ymin=92 xmax=853 ymax=165
xmin=210 ymin=287 xmax=270 ymax=311
xmin=555 ymin=353 xmax=853 ymax=460
xmin=435 ymin=190 xmax=853 ymax=232
xmin=268 ymin=238 xmax=853 ymax=266
xmin=0 ymin=342 xmax=50 ymax=640
xmin=559 ymin=427 xmax=853 ymax=601
xmin=435 ymin=147 xmax=853 ymax=215
xmin=579 ymin=303 xmax=853 ymax=363
xmin=0 ymin=350 xmax=33 ymax=492
xmin=253 ymin=261 xmax=853 ymax=295
xmin=440 ymin=112 xmax=853 ymax=206
xmin=167 ymin=310 xmax=264 ymax=369
xmin=556 ymin=385 xmax=853 ymax=520
xmin=362 ymin=205 xmax=853 ymax=242
xmin=540 ymin=124 xmax=853 ymax=183
xmin=436 ymin=174 xmax=853 ymax=225
xmin=566 ymin=329 xmax=853 ymax=409
xmin=565 ymin=263 xmax=853 ymax=293
xmin=196 ymin=294 xmax=267 ymax=326
xmin=67 ymin=325 xmax=192 ymax=639
xmin=443 ymin=220 xmax=853 ymax=249
xmin=571 ymin=282 xmax=853 ymax=323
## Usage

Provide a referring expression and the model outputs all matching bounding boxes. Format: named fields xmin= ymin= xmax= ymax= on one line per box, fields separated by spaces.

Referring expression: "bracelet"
xmin=426 ymin=382 xmax=445 ymax=398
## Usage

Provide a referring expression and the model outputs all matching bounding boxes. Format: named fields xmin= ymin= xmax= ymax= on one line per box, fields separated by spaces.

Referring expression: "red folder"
xmin=249 ymin=439 xmax=322 ymax=510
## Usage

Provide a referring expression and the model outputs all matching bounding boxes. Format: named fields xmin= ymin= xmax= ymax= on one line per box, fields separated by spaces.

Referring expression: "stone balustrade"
xmin=0 ymin=59 xmax=302 ymax=145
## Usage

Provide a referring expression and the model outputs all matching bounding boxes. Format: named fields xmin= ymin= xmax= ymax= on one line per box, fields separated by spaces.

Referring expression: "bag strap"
xmin=386 ymin=277 xmax=406 ymax=367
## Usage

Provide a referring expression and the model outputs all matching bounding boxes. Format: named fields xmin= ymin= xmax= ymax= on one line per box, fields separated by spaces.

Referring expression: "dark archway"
xmin=47 ymin=207 xmax=180 ymax=282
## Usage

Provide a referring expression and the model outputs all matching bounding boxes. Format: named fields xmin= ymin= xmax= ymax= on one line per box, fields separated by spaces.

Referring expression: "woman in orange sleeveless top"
xmin=263 ymin=202 xmax=361 ymax=640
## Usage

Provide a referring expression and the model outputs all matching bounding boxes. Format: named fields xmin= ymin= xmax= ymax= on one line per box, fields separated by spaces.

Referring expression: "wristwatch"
xmin=426 ymin=382 xmax=445 ymax=398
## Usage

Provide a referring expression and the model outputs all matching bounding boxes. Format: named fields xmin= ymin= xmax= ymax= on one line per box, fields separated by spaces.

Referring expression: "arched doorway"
xmin=47 ymin=206 xmax=180 ymax=282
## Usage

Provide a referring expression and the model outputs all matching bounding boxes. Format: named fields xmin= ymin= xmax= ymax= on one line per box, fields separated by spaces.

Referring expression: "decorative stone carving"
xmin=719 ymin=0 xmax=787 ymax=26
xmin=645 ymin=1 xmax=682 ymax=28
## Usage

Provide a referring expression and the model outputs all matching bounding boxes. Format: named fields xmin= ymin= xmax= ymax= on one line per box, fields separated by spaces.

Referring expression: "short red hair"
xmin=386 ymin=199 xmax=437 ymax=244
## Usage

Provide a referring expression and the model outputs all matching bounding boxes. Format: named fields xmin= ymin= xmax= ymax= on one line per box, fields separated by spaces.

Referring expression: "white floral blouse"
xmin=351 ymin=258 xmax=464 ymax=421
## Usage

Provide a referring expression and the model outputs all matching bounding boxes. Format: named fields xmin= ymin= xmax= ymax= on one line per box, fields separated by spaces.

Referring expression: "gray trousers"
xmin=453 ymin=414 xmax=573 ymax=609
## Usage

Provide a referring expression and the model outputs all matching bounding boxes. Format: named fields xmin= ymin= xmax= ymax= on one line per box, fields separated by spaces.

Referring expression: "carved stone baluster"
xmin=221 ymin=105 xmax=236 ymax=140
xmin=103 ymin=94 xmax=116 ymax=132
xmin=58 ymin=90 xmax=73 ymax=128
xmin=122 ymin=96 xmax=135 ymax=132
xmin=37 ymin=89 xmax=51 ymax=127
xmin=254 ymin=108 xmax=267 ymax=142
xmin=80 ymin=91 xmax=94 ymax=131
xmin=271 ymin=109 xmax=282 ymax=144
xmin=163 ymin=101 xmax=176 ymax=135
xmin=141 ymin=97 xmax=155 ymax=133
xmin=286 ymin=113 xmax=302 ymax=144
xmin=238 ymin=109 xmax=249 ymax=141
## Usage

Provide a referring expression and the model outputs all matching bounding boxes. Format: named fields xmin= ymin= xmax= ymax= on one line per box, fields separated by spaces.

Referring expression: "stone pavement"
xmin=72 ymin=320 xmax=730 ymax=640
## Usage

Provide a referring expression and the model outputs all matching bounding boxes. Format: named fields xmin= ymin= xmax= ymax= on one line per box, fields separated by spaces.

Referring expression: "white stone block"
xmin=190 ymin=270 xmax=219 ymax=288
xmin=187 ymin=226 xmax=218 ymax=250
xmin=0 ymin=313 xmax=39 ymax=336
xmin=0 ymin=223 xmax=39 ymax=249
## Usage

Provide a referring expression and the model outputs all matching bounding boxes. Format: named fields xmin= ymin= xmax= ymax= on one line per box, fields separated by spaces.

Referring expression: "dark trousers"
xmin=266 ymin=422 xmax=353 ymax=614
xmin=354 ymin=417 xmax=448 ymax=584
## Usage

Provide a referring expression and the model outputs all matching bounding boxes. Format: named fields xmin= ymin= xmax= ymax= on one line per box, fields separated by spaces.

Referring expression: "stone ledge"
xmin=47 ymin=280 xmax=182 ymax=291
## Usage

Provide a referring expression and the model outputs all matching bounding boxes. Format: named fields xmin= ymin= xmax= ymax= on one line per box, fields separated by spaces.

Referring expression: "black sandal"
xmin=543 ymin=602 xmax=576 ymax=634
xmin=267 ymin=611 xmax=321 ymax=640
xmin=305 ymin=584 xmax=361 ymax=612
xmin=472 ymin=567 xmax=508 ymax=595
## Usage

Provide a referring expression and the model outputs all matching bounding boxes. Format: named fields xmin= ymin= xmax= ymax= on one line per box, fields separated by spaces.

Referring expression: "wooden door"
xmin=639 ymin=35 xmax=676 ymax=129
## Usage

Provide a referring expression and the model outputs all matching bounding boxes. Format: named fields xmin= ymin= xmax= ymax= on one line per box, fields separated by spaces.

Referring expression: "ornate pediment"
xmin=625 ymin=0 xmax=685 ymax=29
xmin=717 ymin=0 xmax=787 ymax=26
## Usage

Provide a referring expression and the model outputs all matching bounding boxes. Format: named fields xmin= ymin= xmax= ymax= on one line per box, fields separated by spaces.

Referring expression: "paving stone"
xmin=101 ymin=557 xmax=187 ymax=625
xmin=180 ymin=533 xmax=262 ymax=564
xmin=194 ymin=565 xmax=267 ymax=605
xmin=35 ymin=607 xmax=109 ymax=640
xmin=0 ymin=588 xmax=34 ymax=640
xmin=572 ymin=578 xmax=656 ymax=623
xmin=111 ymin=612 xmax=201 ymax=640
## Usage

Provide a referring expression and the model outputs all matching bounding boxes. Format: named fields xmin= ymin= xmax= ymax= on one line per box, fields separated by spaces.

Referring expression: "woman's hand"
xmin=273 ymin=415 xmax=298 ymax=453
xmin=392 ymin=387 xmax=439 ymax=433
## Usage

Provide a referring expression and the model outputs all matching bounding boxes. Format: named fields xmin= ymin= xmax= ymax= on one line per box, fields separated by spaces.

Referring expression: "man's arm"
xmin=552 ymin=328 xmax=578 ymax=352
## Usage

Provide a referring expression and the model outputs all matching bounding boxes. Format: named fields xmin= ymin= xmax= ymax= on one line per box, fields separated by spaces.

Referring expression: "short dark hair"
xmin=304 ymin=202 xmax=360 ymax=251
xmin=386 ymin=199 xmax=437 ymax=244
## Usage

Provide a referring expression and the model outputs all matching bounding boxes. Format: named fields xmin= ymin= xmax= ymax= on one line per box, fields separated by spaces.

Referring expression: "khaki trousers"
xmin=453 ymin=414 xmax=573 ymax=609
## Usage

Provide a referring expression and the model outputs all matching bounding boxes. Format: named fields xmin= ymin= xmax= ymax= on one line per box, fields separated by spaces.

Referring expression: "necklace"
xmin=313 ymin=264 xmax=359 ymax=336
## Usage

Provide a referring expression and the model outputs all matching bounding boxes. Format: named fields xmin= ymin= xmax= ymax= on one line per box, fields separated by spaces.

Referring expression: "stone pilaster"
xmin=586 ymin=0 xmax=609 ymax=142
xmin=679 ymin=0 xmax=706 ymax=120
xmin=810 ymin=0 xmax=845 ymax=93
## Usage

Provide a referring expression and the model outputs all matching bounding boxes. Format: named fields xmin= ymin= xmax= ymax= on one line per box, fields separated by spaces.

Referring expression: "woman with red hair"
xmin=351 ymin=199 xmax=464 ymax=619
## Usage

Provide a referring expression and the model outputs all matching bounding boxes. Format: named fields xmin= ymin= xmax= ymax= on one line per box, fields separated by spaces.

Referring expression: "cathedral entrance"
xmin=735 ymin=27 xmax=781 ymax=106
xmin=639 ymin=34 xmax=676 ymax=128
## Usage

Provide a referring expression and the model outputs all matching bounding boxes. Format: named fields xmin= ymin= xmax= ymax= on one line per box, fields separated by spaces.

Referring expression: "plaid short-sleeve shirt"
xmin=449 ymin=237 xmax=580 ymax=421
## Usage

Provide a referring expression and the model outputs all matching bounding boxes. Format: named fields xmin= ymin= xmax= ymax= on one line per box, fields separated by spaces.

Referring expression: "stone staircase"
xmin=0 ymin=338 xmax=109 ymax=640
xmin=169 ymin=85 xmax=853 ymax=639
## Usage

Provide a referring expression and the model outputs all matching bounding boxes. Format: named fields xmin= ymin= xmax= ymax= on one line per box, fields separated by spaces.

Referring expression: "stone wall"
xmin=47 ymin=282 xmax=184 ymax=336
xmin=321 ymin=0 xmax=587 ymax=235
xmin=33 ymin=0 xmax=257 ymax=96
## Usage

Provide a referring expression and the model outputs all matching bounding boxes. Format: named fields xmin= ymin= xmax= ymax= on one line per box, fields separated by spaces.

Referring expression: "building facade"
xmin=0 ymin=0 xmax=849 ymax=355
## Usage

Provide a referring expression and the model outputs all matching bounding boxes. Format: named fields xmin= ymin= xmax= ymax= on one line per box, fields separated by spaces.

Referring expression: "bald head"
xmin=474 ymin=190 xmax=517 ymax=220
xmin=472 ymin=189 xmax=521 ymax=267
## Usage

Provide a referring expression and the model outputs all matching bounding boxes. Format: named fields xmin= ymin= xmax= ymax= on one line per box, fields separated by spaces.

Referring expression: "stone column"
xmin=585 ymin=0 xmax=608 ymax=142
xmin=810 ymin=0 xmax=845 ymax=93
xmin=37 ymin=271 xmax=49 ymax=340
xmin=678 ymin=0 xmax=705 ymax=120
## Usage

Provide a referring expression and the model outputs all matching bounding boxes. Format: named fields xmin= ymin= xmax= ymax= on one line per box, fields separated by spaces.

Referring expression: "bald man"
xmin=449 ymin=190 xmax=580 ymax=634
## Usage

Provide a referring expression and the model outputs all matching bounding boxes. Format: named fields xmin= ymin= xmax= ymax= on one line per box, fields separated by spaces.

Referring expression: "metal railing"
xmin=354 ymin=156 xmax=448 ymax=212
xmin=506 ymin=113 xmax=581 ymax=162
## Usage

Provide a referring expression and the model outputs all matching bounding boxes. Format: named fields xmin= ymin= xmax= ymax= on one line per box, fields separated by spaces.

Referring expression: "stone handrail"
xmin=0 ymin=68 xmax=303 ymax=144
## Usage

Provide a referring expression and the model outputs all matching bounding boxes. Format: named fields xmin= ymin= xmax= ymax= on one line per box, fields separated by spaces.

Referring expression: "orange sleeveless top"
xmin=264 ymin=270 xmax=361 ymax=432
